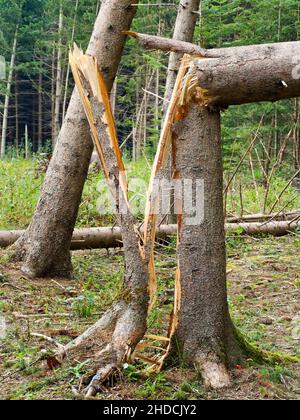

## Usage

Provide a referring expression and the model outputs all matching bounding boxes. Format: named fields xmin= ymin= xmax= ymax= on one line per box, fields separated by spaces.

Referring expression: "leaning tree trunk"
xmin=13 ymin=0 xmax=139 ymax=278
xmin=172 ymin=103 xmax=242 ymax=389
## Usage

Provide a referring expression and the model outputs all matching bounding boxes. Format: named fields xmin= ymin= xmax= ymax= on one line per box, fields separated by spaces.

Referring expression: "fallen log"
xmin=227 ymin=211 xmax=300 ymax=223
xmin=1 ymin=221 xmax=300 ymax=250
xmin=227 ymin=220 xmax=300 ymax=236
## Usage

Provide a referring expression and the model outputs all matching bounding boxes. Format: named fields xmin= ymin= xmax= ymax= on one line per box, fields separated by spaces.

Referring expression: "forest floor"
xmin=0 ymin=234 xmax=299 ymax=400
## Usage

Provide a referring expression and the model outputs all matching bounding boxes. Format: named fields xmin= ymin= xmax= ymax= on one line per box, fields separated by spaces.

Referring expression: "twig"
xmin=268 ymin=168 xmax=300 ymax=214
xmin=30 ymin=332 xmax=64 ymax=349
xmin=224 ymin=115 xmax=264 ymax=194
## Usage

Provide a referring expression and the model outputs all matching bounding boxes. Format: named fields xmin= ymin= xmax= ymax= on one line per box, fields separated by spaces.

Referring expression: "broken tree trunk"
xmin=173 ymin=103 xmax=242 ymax=389
xmin=2 ymin=219 xmax=300 ymax=250
xmin=58 ymin=47 xmax=150 ymax=397
xmin=130 ymin=33 xmax=300 ymax=388
xmin=129 ymin=33 xmax=300 ymax=106
xmin=12 ymin=0 xmax=139 ymax=278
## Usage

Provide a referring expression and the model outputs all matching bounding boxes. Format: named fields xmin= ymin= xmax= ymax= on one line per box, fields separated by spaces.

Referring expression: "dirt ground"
xmin=0 ymin=234 xmax=299 ymax=400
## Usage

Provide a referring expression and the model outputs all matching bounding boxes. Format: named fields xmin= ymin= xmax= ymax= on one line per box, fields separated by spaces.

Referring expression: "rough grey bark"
xmin=13 ymin=0 xmax=139 ymax=278
xmin=173 ymin=103 xmax=242 ymax=388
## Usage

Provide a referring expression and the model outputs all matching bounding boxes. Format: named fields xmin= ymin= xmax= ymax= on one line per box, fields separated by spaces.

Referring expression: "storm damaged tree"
xmin=12 ymin=0 xmax=139 ymax=278
xmin=21 ymin=33 xmax=300 ymax=393
xmin=57 ymin=47 xmax=151 ymax=397
xmin=125 ymin=34 xmax=300 ymax=387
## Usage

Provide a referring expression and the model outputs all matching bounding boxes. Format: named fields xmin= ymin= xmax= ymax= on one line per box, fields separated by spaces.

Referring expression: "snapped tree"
xmin=49 ymin=37 xmax=300 ymax=395
xmin=128 ymin=33 xmax=300 ymax=387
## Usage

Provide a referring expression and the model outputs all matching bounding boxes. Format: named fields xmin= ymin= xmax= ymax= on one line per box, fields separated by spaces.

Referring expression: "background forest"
xmin=0 ymin=0 xmax=299 ymax=163
xmin=1 ymin=0 xmax=300 ymax=230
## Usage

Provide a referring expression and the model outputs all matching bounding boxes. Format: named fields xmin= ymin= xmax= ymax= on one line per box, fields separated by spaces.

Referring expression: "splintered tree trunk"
xmin=13 ymin=0 xmax=139 ymax=278
xmin=173 ymin=103 xmax=242 ymax=388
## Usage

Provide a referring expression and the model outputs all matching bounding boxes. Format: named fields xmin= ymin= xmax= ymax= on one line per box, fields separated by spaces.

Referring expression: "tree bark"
xmin=12 ymin=0 xmax=139 ymax=278
xmin=172 ymin=103 xmax=242 ymax=388
xmin=56 ymin=48 xmax=150 ymax=397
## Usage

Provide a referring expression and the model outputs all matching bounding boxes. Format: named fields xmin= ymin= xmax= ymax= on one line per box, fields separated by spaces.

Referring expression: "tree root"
xmin=194 ymin=351 xmax=231 ymax=389
xmin=57 ymin=300 xmax=148 ymax=397
xmin=234 ymin=327 xmax=300 ymax=366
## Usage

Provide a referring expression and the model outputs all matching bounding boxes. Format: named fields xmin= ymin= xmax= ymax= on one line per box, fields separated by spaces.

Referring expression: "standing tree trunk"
xmin=1 ymin=26 xmax=18 ymax=158
xmin=38 ymin=72 xmax=43 ymax=151
xmin=13 ymin=0 xmax=139 ymax=278
xmin=131 ymin=34 xmax=300 ymax=387
xmin=15 ymin=73 xmax=19 ymax=152
xmin=53 ymin=2 xmax=63 ymax=147
xmin=173 ymin=103 xmax=241 ymax=388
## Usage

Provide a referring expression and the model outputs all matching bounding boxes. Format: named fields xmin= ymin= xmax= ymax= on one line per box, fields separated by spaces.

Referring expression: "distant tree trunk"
xmin=62 ymin=0 xmax=79 ymax=122
xmin=1 ymin=27 xmax=18 ymax=158
xmin=161 ymin=0 xmax=200 ymax=224
xmin=15 ymin=73 xmax=19 ymax=152
xmin=172 ymin=103 xmax=242 ymax=389
xmin=53 ymin=3 xmax=63 ymax=147
xmin=38 ymin=72 xmax=43 ymax=151
xmin=13 ymin=0 xmax=139 ymax=278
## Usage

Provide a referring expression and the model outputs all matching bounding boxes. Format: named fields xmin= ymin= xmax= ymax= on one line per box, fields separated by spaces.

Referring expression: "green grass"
xmin=1 ymin=157 xmax=299 ymax=231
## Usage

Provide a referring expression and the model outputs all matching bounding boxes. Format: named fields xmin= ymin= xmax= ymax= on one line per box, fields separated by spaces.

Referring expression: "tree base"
xmin=57 ymin=300 xmax=147 ymax=397
xmin=11 ymin=236 xmax=72 ymax=279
